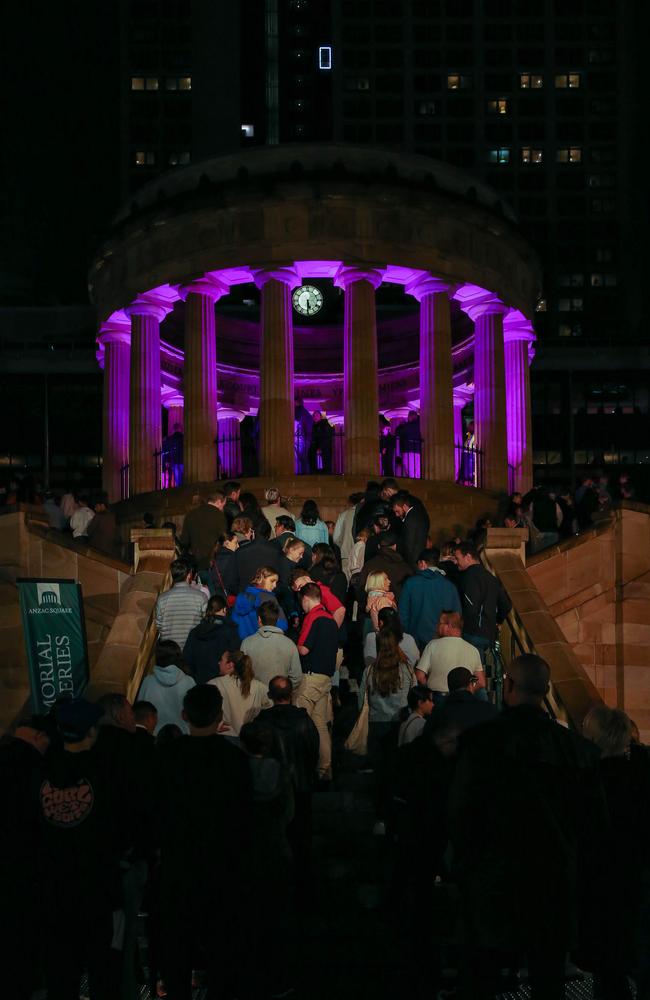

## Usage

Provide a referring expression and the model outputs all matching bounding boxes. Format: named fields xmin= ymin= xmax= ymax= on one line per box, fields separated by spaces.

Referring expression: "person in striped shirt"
xmin=155 ymin=559 xmax=207 ymax=648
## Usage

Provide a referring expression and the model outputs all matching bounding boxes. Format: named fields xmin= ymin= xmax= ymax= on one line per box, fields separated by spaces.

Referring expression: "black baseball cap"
xmin=56 ymin=699 xmax=104 ymax=743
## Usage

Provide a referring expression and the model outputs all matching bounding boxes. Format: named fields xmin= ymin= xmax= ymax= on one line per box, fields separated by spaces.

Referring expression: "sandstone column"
xmin=180 ymin=278 xmax=227 ymax=484
xmin=335 ymin=266 xmax=382 ymax=477
xmin=216 ymin=409 xmax=245 ymax=479
xmin=504 ymin=311 xmax=535 ymax=494
xmin=253 ymin=267 xmax=300 ymax=477
xmin=125 ymin=295 xmax=171 ymax=495
xmin=453 ymin=396 xmax=465 ymax=481
xmin=457 ymin=288 xmax=509 ymax=492
xmin=407 ymin=275 xmax=454 ymax=481
xmin=98 ymin=316 xmax=130 ymax=502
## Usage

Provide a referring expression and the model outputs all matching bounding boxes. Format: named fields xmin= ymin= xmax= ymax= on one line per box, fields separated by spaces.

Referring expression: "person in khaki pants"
xmin=294 ymin=582 xmax=339 ymax=782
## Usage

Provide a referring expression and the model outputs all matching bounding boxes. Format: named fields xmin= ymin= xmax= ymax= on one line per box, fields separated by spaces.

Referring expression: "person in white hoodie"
xmin=138 ymin=640 xmax=195 ymax=734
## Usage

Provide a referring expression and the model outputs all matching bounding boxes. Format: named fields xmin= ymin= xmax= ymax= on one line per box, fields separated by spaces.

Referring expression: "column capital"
xmin=125 ymin=290 xmax=176 ymax=322
xmin=97 ymin=317 xmax=131 ymax=347
xmin=405 ymin=274 xmax=450 ymax=301
xmin=454 ymin=284 xmax=508 ymax=322
xmin=503 ymin=309 xmax=536 ymax=343
xmin=178 ymin=277 xmax=228 ymax=302
xmin=161 ymin=387 xmax=184 ymax=409
xmin=252 ymin=265 xmax=301 ymax=291
xmin=333 ymin=264 xmax=384 ymax=291
xmin=453 ymin=386 xmax=473 ymax=408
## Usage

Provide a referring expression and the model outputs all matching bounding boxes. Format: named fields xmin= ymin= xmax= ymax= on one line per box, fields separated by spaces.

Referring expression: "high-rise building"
xmin=1 ymin=0 xmax=648 ymax=491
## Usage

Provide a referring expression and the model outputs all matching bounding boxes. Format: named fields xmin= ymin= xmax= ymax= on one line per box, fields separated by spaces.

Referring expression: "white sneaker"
xmin=372 ymin=820 xmax=386 ymax=836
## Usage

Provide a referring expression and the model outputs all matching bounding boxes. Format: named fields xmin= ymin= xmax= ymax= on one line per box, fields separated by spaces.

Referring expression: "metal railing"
xmin=120 ymin=463 xmax=130 ymax=501
xmin=116 ymin=436 xmax=486 ymax=494
xmin=455 ymin=442 xmax=484 ymax=489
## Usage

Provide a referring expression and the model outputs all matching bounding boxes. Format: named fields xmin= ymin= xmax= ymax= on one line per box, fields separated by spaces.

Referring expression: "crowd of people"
xmin=500 ymin=473 xmax=637 ymax=555
xmin=2 ymin=476 xmax=650 ymax=999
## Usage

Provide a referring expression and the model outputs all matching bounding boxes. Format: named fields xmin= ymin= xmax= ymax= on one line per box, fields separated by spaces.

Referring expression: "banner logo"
xmin=37 ymin=583 xmax=61 ymax=607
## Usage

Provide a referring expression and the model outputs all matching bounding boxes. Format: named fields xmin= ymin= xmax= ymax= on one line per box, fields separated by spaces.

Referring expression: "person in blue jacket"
xmin=232 ymin=566 xmax=288 ymax=641
xmin=398 ymin=547 xmax=461 ymax=650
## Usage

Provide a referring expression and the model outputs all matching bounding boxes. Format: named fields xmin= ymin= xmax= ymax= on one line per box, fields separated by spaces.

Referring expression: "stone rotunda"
xmin=89 ymin=144 xmax=541 ymax=502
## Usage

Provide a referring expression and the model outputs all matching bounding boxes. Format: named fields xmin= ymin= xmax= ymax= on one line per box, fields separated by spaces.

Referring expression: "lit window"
xmin=135 ymin=151 xmax=155 ymax=166
xmin=168 ymin=151 xmax=190 ymax=166
xmin=521 ymin=147 xmax=543 ymax=164
xmin=591 ymin=198 xmax=616 ymax=213
xmin=535 ymin=298 xmax=547 ymax=312
xmin=558 ymin=298 xmax=583 ymax=312
xmin=558 ymin=274 xmax=583 ymax=287
xmin=165 ymin=76 xmax=192 ymax=90
xmin=557 ymin=147 xmax=582 ymax=163
xmin=241 ymin=123 xmax=255 ymax=138
xmin=520 ymin=73 xmax=543 ymax=89
xmin=319 ymin=45 xmax=332 ymax=70
xmin=145 ymin=77 xmax=159 ymax=91
xmin=488 ymin=147 xmax=511 ymax=164
xmin=447 ymin=74 xmax=471 ymax=89
xmin=604 ymin=274 xmax=617 ymax=286
xmin=555 ymin=73 xmax=581 ymax=88
xmin=131 ymin=77 xmax=145 ymax=90
xmin=345 ymin=77 xmax=370 ymax=91
xmin=559 ymin=323 xmax=582 ymax=337
xmin=487 ymin=98 xmax=508 ymax=114
xmin=417 ymin=100 xmax=437 ymax=115
xmin=591 ymin=273 xmax=603 ymax=287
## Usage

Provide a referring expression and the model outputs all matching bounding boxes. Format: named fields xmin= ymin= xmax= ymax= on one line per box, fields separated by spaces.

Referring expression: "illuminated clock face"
xmin=292 ymin=284 xmax=324 ymax=317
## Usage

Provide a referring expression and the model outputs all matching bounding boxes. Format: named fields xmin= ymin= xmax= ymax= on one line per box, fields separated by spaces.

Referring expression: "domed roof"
xmin=113 ymin=142 xmax=517 ymax=227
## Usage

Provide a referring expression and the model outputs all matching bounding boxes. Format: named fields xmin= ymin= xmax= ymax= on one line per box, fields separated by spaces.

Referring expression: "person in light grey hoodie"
xmin=138 ymin=640 xmax=196 ymax=734
xmin=240 ymin=602 xmax=303 ymax=688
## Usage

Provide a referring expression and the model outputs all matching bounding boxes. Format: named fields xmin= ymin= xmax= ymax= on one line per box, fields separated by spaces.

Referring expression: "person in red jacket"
xmin=294 ymin=583 xmax=339 ymax=783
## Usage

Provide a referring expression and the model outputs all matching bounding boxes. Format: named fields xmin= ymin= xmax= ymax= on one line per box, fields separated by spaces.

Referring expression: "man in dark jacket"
xmin=399 ymin=548 xmax=461 ymax=649
xmin=156 ymin=685 xmax=253 ymax=1000
xmin=179 ymin=491 xmax=227 ymax=573
xmin=245 ymin=676 xmax=319 ymax=878
xmin=357 ymin=532 xmax=412 ymax=600
xmin=391 ymin=490 xmax=430 ymax=570
xmin=183 ymin=594 xmax=241 ymax=683
xmin=448 ymin=654 xmax=608 ymax=1000
xmin=432 ymin=667 xmax=499 ymax=734
xmin=271 ymin=515 xmax=313 ymax=569
xmin=39 ymin=699 xmax=128 ymax=1000
xmin=1 ymin=716 xmax=51 ymax=1000
xmin=223 ymin=516 xmax=281 ymax=593
xmin=223 ymin=481 xmax=242 ymax=527
xmin=453 ymin=541 xmax=512 ymax=658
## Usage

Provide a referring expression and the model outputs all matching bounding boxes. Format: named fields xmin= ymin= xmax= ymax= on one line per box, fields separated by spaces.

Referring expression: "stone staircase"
xmin=0 ymin=508 xmax=174 ymax=732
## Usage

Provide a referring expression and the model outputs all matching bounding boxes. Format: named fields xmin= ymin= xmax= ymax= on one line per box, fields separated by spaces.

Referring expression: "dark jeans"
xmin=368 ymin=720 xmax=399 ymax=823
xmin=44 ymin=897 xmax=115 ymax=1000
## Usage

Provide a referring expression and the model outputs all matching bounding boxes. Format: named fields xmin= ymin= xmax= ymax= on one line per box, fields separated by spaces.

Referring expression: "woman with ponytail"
xmin=210 ymin=649 xmax=270 ymax=734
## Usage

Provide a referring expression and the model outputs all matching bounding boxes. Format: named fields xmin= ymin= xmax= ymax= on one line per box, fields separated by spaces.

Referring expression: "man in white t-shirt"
xmin=416 ymin=610 xmax=483 ymax=703
xmin=69 ymin=496 xmax=95 ymax=540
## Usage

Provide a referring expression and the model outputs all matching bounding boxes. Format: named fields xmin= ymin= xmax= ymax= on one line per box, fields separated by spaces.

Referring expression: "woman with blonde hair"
xmin=365 ymin=570 xmax=397 ymax=631
xmin=210 ymin=649 xmax=270 ymax=734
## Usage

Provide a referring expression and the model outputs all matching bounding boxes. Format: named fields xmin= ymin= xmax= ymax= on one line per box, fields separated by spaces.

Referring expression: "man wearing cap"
xmin=1 ymin=715 xmax=51 ymax=1000
xmin=431 ymin=667 xmax=498 ymax=735
xmin=39 ymin=699 xmax=129 ymax=1000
